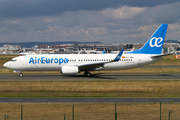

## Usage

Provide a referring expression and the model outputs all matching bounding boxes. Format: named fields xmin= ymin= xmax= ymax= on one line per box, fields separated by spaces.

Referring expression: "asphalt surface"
xmin=0 ymin=98 xmax=179 ymax=103
xmin=0 ymin=73 xmax=180 ymax=81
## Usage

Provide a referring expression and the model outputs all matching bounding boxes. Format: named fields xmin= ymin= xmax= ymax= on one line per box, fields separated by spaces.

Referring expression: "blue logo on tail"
xmin=127 ymin=24 xmax=168 ymax=54
xmin=149 ymin=37 xmax=163 ymax=47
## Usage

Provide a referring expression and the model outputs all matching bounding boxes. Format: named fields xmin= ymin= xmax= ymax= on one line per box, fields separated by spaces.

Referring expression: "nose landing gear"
xmin=14 ymin=70 xmax=23 ymax=77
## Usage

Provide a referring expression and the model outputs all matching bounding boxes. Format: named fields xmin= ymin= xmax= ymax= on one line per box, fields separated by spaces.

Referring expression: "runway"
xmin=0 ymin=73 xmax=180 ymax=81
xmin=0 ymin=98 xmax=180 ymax=103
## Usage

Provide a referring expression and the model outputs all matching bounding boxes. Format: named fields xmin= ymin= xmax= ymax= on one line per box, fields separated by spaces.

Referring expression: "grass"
xmin=0 ymin=103 xmax=180 ymax=120
xmin=0 ymin=81 xmax=180 ymax=97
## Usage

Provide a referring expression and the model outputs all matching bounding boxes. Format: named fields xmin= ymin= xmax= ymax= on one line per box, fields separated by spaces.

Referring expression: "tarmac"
xmin=0 ymin=73 xmax=180 ymax=81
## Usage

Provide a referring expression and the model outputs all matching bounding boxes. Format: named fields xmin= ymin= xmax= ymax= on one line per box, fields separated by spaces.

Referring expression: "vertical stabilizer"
xmin=128 ymin=24 xmax=168 ymax=54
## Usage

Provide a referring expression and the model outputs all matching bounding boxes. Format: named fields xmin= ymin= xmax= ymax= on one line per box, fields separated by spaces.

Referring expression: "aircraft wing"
xmin=78 ymin=49 xmax=124 ymax=71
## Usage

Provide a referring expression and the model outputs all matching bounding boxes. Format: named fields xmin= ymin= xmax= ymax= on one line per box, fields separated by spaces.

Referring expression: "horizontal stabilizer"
xmin=151 ymin=53 xmax=173 ymax=58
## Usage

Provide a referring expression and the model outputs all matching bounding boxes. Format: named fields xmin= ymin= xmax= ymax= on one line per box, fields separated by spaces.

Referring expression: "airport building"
xmin=0 ymin=42 xmax=179 ymax=55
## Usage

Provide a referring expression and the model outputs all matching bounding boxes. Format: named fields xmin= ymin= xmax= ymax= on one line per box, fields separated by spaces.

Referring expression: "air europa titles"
xmin=29 ymin=57 xmax=68 ymax=65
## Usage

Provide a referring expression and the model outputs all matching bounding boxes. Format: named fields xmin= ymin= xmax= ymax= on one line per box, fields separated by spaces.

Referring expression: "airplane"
xmin=3 ymin=24 xmax=168 ymax=77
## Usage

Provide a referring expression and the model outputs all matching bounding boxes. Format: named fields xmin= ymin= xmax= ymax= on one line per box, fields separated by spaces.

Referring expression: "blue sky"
xmin=0 ymin=0 xmax=180 ymax=43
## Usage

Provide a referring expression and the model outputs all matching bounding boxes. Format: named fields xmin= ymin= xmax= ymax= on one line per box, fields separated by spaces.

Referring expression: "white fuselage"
xmin=4 ymin=53 xmax=162 ymax=72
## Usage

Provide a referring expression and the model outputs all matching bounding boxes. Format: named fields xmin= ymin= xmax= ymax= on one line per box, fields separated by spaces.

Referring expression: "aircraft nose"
xmin=3 ymin=62 xmax=9 ymax=68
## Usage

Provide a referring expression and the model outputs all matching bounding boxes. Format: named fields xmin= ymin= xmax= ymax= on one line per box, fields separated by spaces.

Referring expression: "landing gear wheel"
xmin=86 ymin=72 xmax=91 ymax=77
xmin=84 ymin=71 xmax=91 ymax=77
xmin=19 ymin=73 xmax=23 ymax=77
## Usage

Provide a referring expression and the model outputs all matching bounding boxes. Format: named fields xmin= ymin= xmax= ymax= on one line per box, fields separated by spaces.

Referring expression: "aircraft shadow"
xmin=9 ymin=73 xmax=177 ymax=80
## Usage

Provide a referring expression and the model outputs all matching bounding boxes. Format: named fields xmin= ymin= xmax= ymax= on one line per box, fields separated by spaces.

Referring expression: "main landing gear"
xmin=84 ymin=71 xmax=91 ymax=77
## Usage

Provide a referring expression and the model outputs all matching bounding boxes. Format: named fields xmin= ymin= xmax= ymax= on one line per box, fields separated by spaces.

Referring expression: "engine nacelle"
xmin=61 ymin=66 xmax=79 ymax=74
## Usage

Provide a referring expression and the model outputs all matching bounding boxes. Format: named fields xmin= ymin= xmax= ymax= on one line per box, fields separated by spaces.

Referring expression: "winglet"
xmin=102 ymin=51 xmax=105 ymax=54
xmin=113 ymin=49 xmax=124 ymax=62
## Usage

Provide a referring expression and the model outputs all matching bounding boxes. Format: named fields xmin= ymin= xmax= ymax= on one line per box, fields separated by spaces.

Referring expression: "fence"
xmin=1 ymin=102 xmax=179 ymax=120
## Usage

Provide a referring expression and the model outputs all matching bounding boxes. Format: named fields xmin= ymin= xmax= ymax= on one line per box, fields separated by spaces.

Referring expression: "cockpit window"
xmin=11 ymin=59 xmax=17 ymax=62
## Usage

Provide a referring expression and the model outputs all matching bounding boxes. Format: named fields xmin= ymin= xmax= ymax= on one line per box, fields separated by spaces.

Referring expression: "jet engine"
xmin=61 ymin=66 xmax=79 ymax=74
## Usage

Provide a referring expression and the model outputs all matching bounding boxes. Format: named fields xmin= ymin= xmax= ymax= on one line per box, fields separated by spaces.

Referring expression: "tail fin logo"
xmin=149 ymin=37 xmax=163 ymax=47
